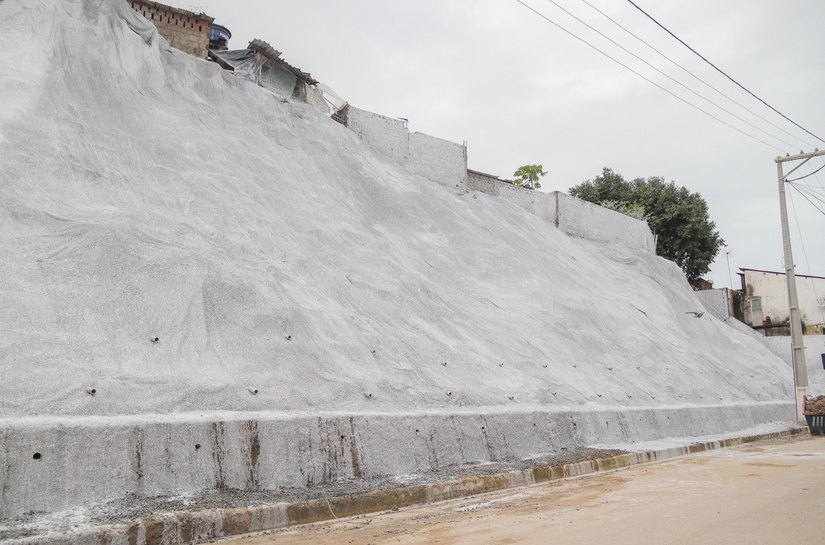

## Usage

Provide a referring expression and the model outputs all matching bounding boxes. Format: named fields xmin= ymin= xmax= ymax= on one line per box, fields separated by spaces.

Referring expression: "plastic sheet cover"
xmin=210 ymin=49 xmax=298 ymax=98
xmin=259 ymin=62 xmax=297 ymax=98
xmin=209 ymin=49 xmax=258 ymax=83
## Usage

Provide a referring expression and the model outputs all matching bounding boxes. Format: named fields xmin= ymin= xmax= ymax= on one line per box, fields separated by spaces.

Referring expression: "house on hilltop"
xmin=129 ymin=0 xmax=215 ymax=58
xmin=739 ymin=268 xmax=825 ymax=335
xmin=208 ymin=39 xmax=326 ymax=111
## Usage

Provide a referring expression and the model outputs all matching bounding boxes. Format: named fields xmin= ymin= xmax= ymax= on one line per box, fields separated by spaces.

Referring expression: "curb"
xmin=5 ymin=427 xmax=808 ymax=545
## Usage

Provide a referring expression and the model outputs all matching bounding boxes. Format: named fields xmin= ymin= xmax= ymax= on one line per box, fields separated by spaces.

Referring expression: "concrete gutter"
xmin=4 ymin=427 xmax=808 ymax=545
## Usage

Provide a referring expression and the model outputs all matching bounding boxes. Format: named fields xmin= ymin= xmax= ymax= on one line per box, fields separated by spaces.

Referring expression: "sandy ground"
xmin=227 ymin=436 xmax=825 ymax=545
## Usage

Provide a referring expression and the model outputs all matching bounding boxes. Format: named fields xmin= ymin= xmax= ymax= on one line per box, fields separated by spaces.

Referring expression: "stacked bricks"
xmin=130 ymin=1 xmax=213 ymax=58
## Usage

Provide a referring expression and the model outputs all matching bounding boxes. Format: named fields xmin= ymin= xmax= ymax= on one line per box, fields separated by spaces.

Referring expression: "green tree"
xmin=569 ymin=168 xmax=724 ymax=285
xmin=599 ymin=200 xmax=647 ymax=221
xmin=513 ymin=164 xmax=547 ymax=190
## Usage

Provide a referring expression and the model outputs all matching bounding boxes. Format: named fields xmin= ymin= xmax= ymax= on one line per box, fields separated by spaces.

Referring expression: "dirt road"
xmin=226 ymin=436 xmax=825 ymax=545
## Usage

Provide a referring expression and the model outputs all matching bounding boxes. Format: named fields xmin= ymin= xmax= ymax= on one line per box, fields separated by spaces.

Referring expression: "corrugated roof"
xmin=247 ymin=38 xmax=318 ymax=85
xmin=738 ymin=267 xmax=825 ymax=281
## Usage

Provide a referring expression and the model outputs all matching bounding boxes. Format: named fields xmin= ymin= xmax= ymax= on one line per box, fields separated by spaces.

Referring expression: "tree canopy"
xmin=569 ymin=168 xmax=724 ymax=285
xmin=513 ymin=164 xmax=547 ymax=190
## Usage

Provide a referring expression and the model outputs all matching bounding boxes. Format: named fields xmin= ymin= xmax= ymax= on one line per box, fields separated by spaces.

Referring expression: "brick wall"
xmin=408 ymin=132 xmax=467 ymax=190
xmin=343 ymin=106 xmax=467 ymax=189
xmin=130 ymin=1 xmax=213 ymax=58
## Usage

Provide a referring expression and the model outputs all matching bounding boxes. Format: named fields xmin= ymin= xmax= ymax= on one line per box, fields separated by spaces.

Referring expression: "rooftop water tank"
xmin=209 ymin=23 xmax=231 ymax=50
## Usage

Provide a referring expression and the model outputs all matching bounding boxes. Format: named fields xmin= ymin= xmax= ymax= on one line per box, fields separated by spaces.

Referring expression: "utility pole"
xmin=725 ymin=251 xmax=733 ymax=289
xmin=775 ymin=149 xmax=824 ymax=423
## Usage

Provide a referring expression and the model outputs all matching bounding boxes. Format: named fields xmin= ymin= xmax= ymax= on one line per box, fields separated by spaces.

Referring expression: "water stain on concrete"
xmin=244 ymin=420 xmax=261 ymax=488
xmin=212 ymin=421 xmax=227 ymax=490
xmin=348 ymin=417 xmax=362 ymax=479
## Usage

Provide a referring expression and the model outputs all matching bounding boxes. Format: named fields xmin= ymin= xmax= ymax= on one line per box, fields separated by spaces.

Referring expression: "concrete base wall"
xmin=0 ymin=402 xmax=793 ymax=518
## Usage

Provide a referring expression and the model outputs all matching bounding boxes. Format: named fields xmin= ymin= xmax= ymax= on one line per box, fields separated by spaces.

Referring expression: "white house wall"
xmin=742 ymin=270 xmax=825 ymax=330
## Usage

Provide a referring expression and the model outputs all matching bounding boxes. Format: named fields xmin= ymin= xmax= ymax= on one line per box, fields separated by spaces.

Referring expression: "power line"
xmin=538 ymin=0 xmax=801 ymax=150
xmin=788 ymin=182 xmax=825 ymax=216
xmin=809 ymin=159 xmax=825 ymax=194
xmin=578 ymin=0 xmax=816 ymax=150
xmin=793 ymin=182 xmax=825 ymax=199
xmin=625 ymin=0 xmax=825 ymax=145
xmin=787 ymin=186 xmax=825 ymax=322
xmin=512 ymin=0 xmax=784 ymax=152
xmin=787 ymin=160 xmax=825 ymax=182
xmin=790 ymin=179 xmax=825 ymax=205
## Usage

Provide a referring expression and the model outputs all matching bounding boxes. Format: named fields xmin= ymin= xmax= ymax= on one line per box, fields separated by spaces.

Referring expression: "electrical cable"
xmin=790 ymin=181 xmax=825 ymax=207
xmin=786 ymin=161 xmax=825 ymax=183
xmin=539 ymin=0 xmax=800 ymax=150
xmin=787 ymin=187 xmax=825 ymax=323
xmin=788 ymin=182 xmax=825 ymax=216
xmin=513 ymin=0 xmax=784 ymax=152
xmin=625 ymin=0 xmax=825 ymax=145
xmin=578 ymin=0 xmax=816 ymax=150
xmin=792 ymin=183 xmax=825 ymax=199
xmin=809 ymin=160 xmax=825 ymax=194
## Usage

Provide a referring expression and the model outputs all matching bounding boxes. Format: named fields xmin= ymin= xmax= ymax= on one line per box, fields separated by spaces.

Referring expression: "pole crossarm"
xmin=776 ymin=148 xmax=825 ymax=163
xmin=781 ymin=156 xmax=813 ymax=179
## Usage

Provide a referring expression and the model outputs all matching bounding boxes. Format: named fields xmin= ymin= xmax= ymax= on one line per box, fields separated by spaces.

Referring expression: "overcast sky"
xmin=193 ymin=0 xmax=825 ymax=289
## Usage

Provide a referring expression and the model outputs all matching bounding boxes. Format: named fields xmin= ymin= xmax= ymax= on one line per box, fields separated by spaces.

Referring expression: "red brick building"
xmin=129 ymin=1 xmax=213 ymax=58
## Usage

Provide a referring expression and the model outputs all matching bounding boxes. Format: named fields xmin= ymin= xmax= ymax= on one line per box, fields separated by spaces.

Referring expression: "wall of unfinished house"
xmin=741 ymin=270 xmax=825 ymax=332
xmin=130 ymin=1 xmax=211 ymax=58
xmin=555 ymin=192 xmax=656 ymax=252
xmin=696 ymin=288 xmax=733 ymax=321
xmin=466 ymin=172 xmax=656 ymax=252
xmin=344 ymin=106 xmax=467 ymax=189
xmin=344 ymin=107 xmax=654 ymax=253
xmin=408 ymin=132 xmax=467 ymax=190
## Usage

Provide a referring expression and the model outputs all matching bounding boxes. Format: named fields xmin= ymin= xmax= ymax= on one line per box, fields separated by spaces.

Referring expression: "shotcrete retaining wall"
xmin=0 ymin=402 xmax=793 ymax=518
xmin=0 ymin=0 xmax=797 ymax=527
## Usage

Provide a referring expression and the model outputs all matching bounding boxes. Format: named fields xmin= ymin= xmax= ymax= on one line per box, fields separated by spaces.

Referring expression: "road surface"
xmin=227 ymin=436 xmax=825 ymax=545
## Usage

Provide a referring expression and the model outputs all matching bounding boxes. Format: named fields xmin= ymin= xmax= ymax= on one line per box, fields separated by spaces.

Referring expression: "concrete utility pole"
xmin=775 ymin=149 xmax=824 ymax=423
